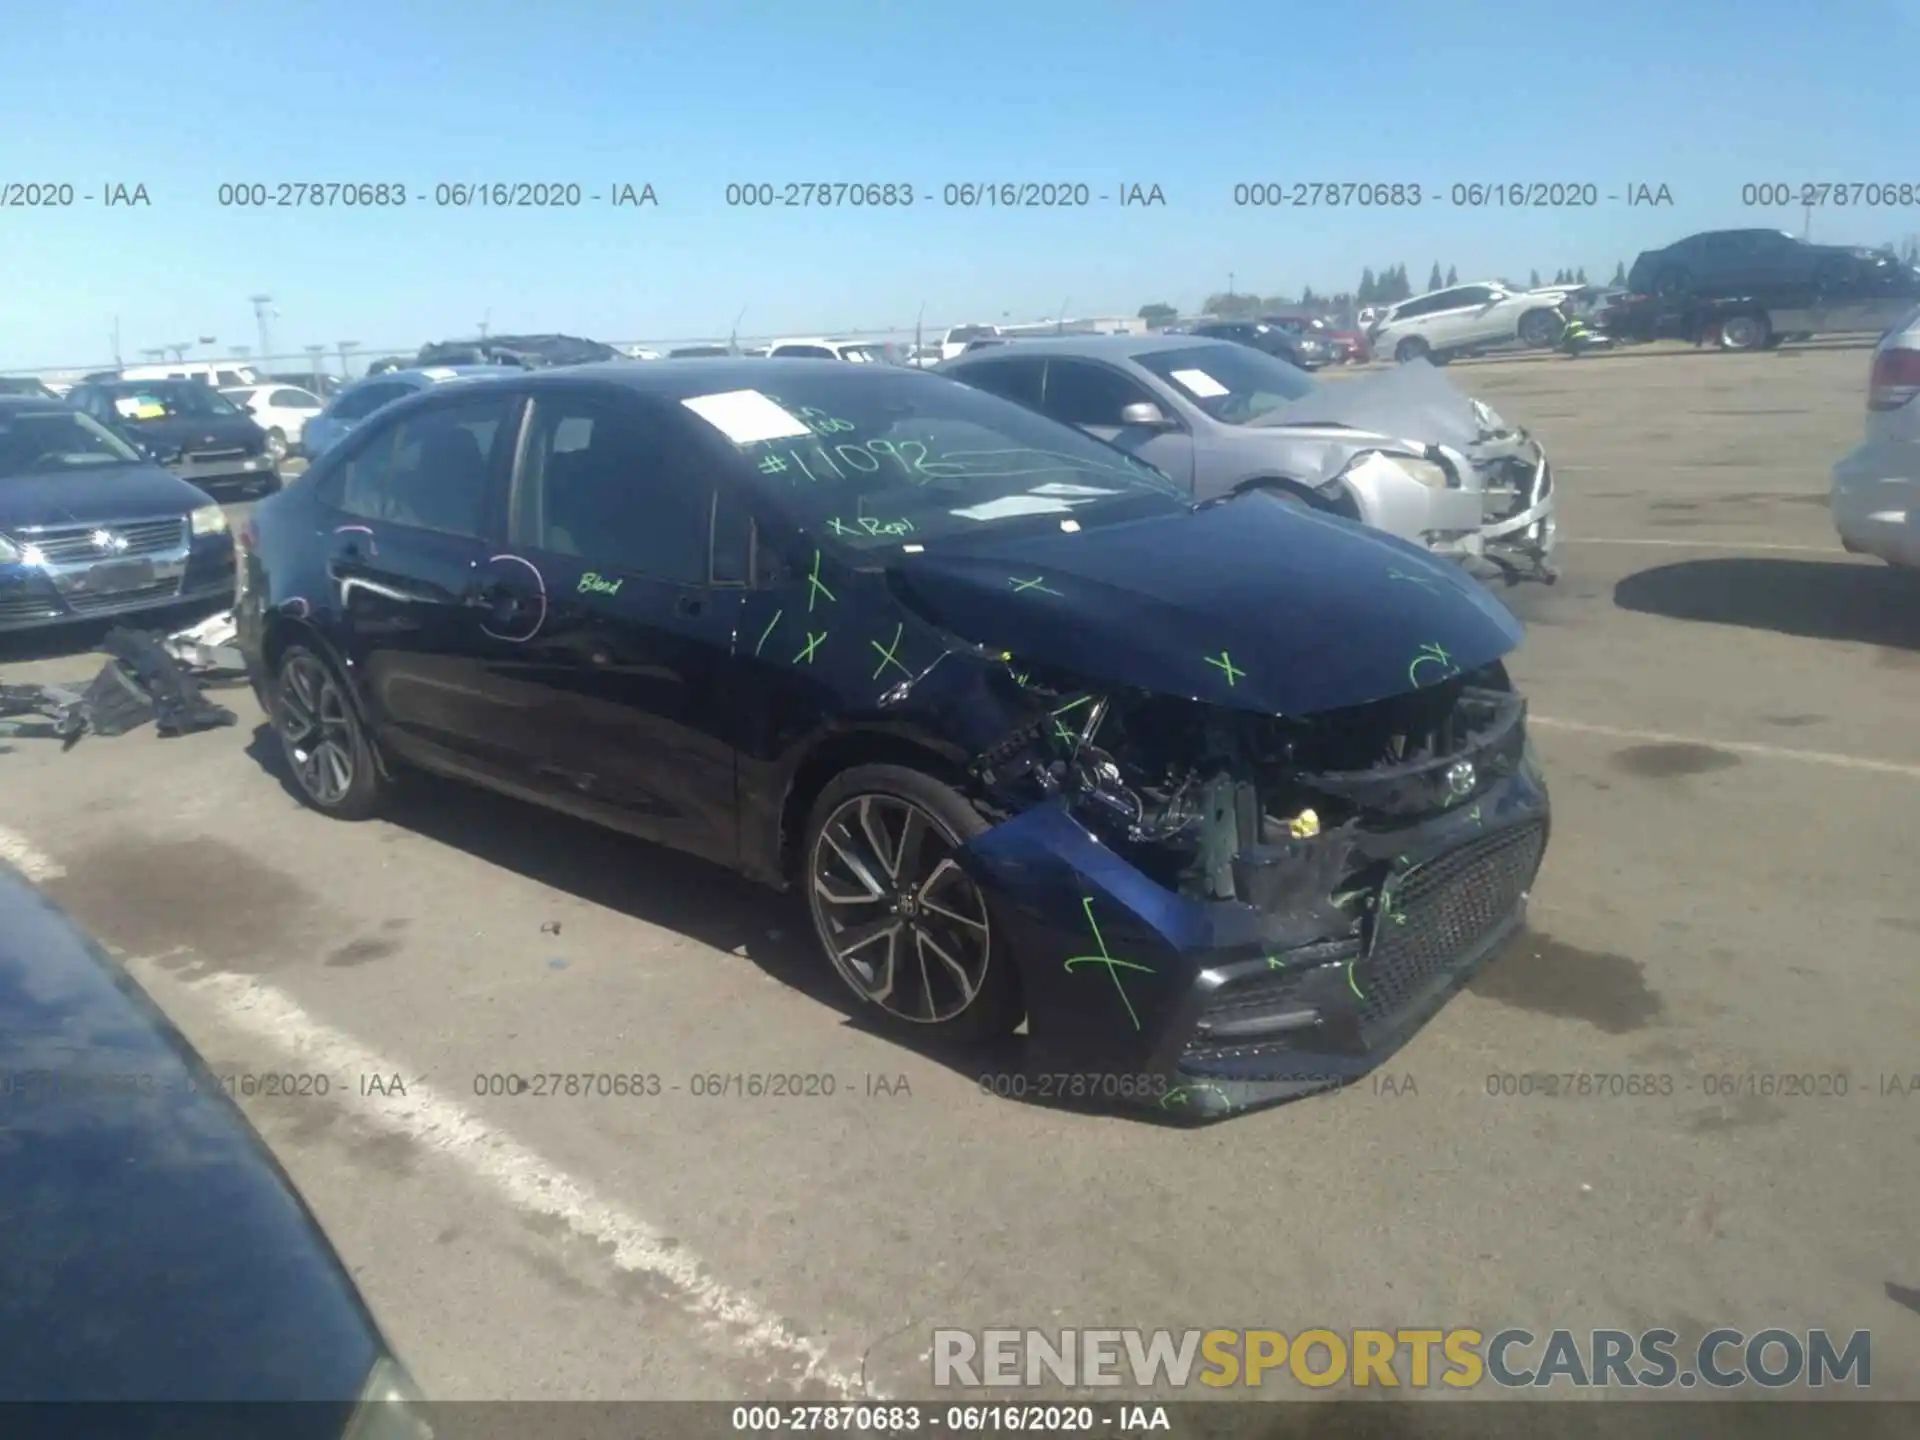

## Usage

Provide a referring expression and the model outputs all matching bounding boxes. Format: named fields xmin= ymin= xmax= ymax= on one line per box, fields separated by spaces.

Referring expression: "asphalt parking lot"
xmin=3 ymin=346 xmax=1918 ymax=1405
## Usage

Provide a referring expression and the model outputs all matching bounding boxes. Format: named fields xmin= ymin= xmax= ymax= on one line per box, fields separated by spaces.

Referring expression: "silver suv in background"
xmin=938 ymin=334 xmax=1557 ymax=584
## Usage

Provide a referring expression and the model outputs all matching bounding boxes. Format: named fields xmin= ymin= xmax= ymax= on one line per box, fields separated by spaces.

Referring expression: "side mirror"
xmin=1119 ymin=401 xmax=1173 ymax=428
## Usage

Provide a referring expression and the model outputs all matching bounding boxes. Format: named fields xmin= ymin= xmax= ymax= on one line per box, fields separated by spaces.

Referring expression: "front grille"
xmin=0 ymin=593 xmax=61 ymax=624
xmin=17 ymin=517 xmax=187 ymax=564
xmin=65 ymin=577 xmax=184 ymax=614
xmin=185 ymin=447 xmax=248 ymax=464
xmin=1358 ymin=820 xmax=1545 ymax=1031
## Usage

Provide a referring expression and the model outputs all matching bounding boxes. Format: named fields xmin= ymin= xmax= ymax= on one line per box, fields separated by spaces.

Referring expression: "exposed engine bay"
xmin=971 ymin=660 xmax=1528 ymax=925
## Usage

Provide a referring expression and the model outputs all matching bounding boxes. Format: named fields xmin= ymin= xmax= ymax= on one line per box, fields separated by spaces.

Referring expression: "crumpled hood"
xmin=0 ymin=463 xmax=214 ymax=531
xmin=1246 ymin=358 xmax=1491 ymax=450
xmin=886 ymin=499 xmax=1523 ymax=716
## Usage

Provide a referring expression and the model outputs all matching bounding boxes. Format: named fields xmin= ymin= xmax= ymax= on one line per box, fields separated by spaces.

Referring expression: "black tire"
xmin=253 ymin=469 xmax=283 ymax=496
xmin=1393 ymin=336 xmax=1430 ymax=364
xmin=264 ymin=428 xmax=288 ymax=464
xmin=1716 ymin=311 xmax=1771 ymax=352
xmin=802 ymin=763 xmax=1023 ymax=1043
xmin=272 ymin=644 xmax=387 ymax=820
xmin=1516 ymin=309 xmax=1561 ymax=348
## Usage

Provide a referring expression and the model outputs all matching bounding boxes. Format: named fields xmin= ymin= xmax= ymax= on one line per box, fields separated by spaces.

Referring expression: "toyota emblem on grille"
xmin=1445 ymin=760 xmax=1477 ymax=799
xmin=90 ymin=529 xmax=129 ymax=554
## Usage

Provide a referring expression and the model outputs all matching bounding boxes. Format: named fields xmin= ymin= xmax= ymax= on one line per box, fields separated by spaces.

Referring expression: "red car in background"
xmin=1261 ymin=314 xmax=1371 ymax=364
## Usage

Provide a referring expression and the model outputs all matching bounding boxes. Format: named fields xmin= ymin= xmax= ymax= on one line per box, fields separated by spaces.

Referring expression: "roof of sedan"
xmin=430 ymin=356 xmax=947 ymax=402
xmin=941 ymin=333 xmax=1215 ymax=359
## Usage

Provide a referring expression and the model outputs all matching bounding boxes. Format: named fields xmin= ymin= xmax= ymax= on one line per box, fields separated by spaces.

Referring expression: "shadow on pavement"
xmin=1614 ymin=556 xmax=1920 ymax=650
xmin=238 ymin=724 xmax=1087 ymax=1111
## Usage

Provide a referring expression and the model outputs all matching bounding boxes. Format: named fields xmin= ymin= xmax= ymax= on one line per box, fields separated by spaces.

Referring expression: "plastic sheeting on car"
xmin=0 ymin=620 xmax=238 ymax=748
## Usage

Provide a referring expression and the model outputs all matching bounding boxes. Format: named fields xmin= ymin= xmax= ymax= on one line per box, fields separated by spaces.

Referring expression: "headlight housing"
xmin=1371 ymin=452 xmax=1452 ymax=489
xmin=340 ymin=1356 xmax=434 ymax=1440
xmin=190 ymin=503 xmax=228 ymax=536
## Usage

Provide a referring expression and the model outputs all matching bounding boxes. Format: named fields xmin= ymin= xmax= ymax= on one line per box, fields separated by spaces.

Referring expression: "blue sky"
xmin=2 ymin=0 xmax=1912 ymax=369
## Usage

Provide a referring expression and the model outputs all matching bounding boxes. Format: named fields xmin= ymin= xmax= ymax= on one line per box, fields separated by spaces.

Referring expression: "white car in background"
xmin=219 ymin=382 xmax=325 ymax=462
xmin=1367 ymin=281 xmax=1581 ymax=364
xmin=764 ymin=337 xmax=899 ymax=362
xmin=1831 ymin=304 xmax=1920 ymax=574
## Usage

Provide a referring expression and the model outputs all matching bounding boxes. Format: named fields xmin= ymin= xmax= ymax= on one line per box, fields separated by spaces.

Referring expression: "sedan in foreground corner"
xmin=0 ymin=399 xmax=235 ymax=634
xmin=1831 ymin=302 xmax=1920 ymax=575
xmin=236 ymin=360 xmax=1550 ymax=1120
xmin=941 ymin=334 xmax=1557 ymax=584
xmin=0 ymin=860 xmax=428 ymax=1428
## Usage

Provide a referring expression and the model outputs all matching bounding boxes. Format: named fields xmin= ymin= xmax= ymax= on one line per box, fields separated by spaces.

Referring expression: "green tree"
xmin=1427 ymin=262 xmax=1444 ymax=291
xmin=1445 ymin=265 xmax=1457 ymax=286
xmin=1298 ymin=285 xmax=1318 ymax=308
xmin=1391 ymin=264 xmax=1412 ymax=300
xmin=1358 ymin=267 xmax=1378 ymax=303
xmin=1137 ymin=302 xmax=1178 ymax=328
xmin=1610 ymin=260 xmax=1627 ymax=286
xmin=1575 ymin=266 xmax=1588 ymax=284
xmin=1529 ymin=268 xmax=1542 ymax=287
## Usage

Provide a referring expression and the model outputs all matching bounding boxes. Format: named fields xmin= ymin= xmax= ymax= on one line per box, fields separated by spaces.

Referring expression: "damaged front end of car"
xmin=945 ymin=652 xmax=1549 ymax=1121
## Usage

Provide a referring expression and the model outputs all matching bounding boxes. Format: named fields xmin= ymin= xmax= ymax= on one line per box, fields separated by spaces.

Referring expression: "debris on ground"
xmin=0 ymin=613 xmax=242 ymax=748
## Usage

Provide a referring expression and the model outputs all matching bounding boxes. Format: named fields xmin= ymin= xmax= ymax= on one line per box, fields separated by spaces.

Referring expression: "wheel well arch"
xmin=777 ymin=728 xmax=972 ymax=884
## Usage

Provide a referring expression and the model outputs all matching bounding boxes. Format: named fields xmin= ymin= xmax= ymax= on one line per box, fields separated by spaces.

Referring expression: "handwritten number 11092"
xmin=757 ymin=438 xmax=959 ymax=483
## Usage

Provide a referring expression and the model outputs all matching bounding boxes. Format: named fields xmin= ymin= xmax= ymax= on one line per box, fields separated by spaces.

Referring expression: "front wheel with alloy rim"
xmin=803 ymin=764 xmax=1022 ymax=1042
xmin=1516 ymin=309 xmax=1561 ymax=348
xmin=274 ymin=645 xmax=387 ymax=819
xmin=1393 ymin=336 xmax=1430 ymax=363
xmin=264 ymin=428 xmax=288 ymax=463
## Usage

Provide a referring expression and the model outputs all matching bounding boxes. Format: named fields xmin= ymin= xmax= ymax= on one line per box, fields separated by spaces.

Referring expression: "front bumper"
xmin=165 ymin=453 xmax=278 ymax=492
xmin=1831 ymin=438 xmax=1920 ymax=569
xmin=958 ymin=745 xmax=1551 ymax=1121
xmin=1466 ymin=436 xmax=1558 ymax=584
xmin=0 ymin=528 xmax=236 ymax=633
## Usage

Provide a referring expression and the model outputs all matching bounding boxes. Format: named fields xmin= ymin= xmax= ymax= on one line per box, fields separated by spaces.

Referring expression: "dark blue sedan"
xmin=0 ymin=398 xmax=236 ymax=634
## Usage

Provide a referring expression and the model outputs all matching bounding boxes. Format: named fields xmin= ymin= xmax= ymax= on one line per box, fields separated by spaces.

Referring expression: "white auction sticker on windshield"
xmin=680 ymin=390 xmax=814 ymax=445
xmin=950 ymin=494 xmax=1095 ymax=521
xmin=1027 ymin=482 xmax=1118 ymax=497
xmin=1168 ymin=368 xmax=1228 ymax=398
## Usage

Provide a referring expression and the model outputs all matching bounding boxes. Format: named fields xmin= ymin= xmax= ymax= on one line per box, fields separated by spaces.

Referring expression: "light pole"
xmin=250 ymin=294 xmax=275 ymax=366
xmin=197 ymin=336 xmax=218 ymax=358
xmin=168 ymin=342 xmax=191 ymax=361
xmin=336 ymin=341 xmax=359 ymax=379
xmin=305 ymin=344 xmax=327 ymax=383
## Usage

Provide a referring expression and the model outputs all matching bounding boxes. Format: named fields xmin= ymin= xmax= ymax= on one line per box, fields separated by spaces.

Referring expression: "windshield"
xmin=839 ymin=345 xmax=895 ymax=364
xmin=681 ymin=370 xmax=1188 ymax=549
xmin=104 ymin=383 xmax=243 ymax=421
xmin=0 ymin=407 xmax=145 ymax=477
xmin=945 ymin=326 xmax=998 ymax=344
xmin=1130 ymin=342 xmax=1319 ymax=423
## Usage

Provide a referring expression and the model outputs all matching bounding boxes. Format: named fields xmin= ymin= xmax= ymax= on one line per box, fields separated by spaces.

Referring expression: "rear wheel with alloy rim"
xmin=274 ymin=645 xmax=386 ymax=819
xmin=803 ymin=765 xmax=1022 ymax=1041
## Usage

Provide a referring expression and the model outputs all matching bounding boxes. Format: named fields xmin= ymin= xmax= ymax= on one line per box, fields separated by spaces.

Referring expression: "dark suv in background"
xmin=1183 ymin=318 xmax=1315 ymax=369
xmin=413 ymin=333 xmax=621 ymax=369
xmin=63 ymin=379 xmax=279 ymax=496
xmin=1607 ymin=229 xmax=1920 ymax=349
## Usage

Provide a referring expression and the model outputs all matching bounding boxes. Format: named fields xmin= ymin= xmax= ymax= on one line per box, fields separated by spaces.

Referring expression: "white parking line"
xmin=130 ymin=964 xmax=874 ymax=1399
xmin=1530 ymin=717 xmax=1920 ymax=779
xmin=0 ymin=823 xmax=64 ymax=882
xmin=1561 ymin=537 xmax=1847 ymax=554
